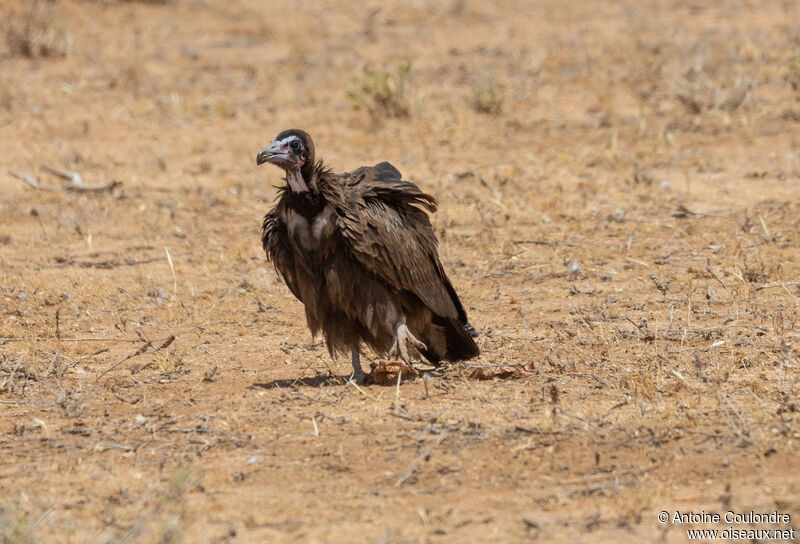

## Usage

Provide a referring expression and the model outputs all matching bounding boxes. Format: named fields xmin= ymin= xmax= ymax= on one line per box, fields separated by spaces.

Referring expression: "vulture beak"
xmin=256 ymin=140 xmax=286 ymax=166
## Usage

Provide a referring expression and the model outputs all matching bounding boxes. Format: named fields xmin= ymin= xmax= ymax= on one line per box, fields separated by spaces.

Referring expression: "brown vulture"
xmin=257 ymin=129 xmax=479 ymax=383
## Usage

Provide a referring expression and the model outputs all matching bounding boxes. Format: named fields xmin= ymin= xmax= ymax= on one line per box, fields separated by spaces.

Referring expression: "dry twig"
xmin=95 ymin=335 xmax=176 ymax=382
xmin=394 ymin=431 xmax=448 ymax=487
xmin=9 ymin=169 xmax=57 ymax=191
xmin=9 ymin=164 xmax=120 ymax=193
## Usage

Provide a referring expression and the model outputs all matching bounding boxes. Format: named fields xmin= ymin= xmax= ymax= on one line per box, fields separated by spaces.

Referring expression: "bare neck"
xmin=286 ymin=168 xmax=309 ymax=193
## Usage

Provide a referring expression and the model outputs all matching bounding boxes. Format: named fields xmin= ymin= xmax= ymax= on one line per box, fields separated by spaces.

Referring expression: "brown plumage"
xmin=258 ymin=129 xmax=479 ymax=382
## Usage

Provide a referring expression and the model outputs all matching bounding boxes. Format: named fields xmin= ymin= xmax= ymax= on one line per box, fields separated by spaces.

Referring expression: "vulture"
xmin=258 ymin=129 xmax=479 ymax=383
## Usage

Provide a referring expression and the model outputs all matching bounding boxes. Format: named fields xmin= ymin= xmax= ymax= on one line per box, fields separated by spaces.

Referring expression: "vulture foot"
xmin=388 ymin=323 xmax=426 ymax=364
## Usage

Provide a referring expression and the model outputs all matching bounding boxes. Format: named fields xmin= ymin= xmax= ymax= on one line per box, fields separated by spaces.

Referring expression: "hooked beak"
xmin=256 ymin=140 xmax=286 ymax=166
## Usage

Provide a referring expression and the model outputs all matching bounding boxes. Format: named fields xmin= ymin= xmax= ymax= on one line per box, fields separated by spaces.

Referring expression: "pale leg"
xmin=350 ymin=348 xmax=366 ymax=384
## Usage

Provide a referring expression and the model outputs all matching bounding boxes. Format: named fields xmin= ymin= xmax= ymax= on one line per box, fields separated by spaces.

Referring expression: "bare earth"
xmin=1 ymin=0 xmax=800 ymax=542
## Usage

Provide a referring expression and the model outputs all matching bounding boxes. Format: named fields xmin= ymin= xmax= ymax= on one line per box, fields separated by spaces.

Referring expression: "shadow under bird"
xmin=257 ymin=129 xmax=479 ymax=383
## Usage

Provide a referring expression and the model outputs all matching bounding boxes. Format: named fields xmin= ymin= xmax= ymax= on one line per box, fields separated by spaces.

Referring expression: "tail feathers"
xmin=421 ymin=318 xmax=479 ymax=364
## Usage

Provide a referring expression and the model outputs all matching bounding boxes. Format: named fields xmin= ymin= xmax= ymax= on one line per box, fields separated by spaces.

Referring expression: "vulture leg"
xmin=388 ymin=323 xmax=427 ymax=364
xmin=350 ymin=348 xmax=366 ymax=384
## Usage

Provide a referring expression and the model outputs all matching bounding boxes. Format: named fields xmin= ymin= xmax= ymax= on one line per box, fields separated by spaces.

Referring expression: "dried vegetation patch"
xmin=3 ymin=0 xmax=72 ymax=59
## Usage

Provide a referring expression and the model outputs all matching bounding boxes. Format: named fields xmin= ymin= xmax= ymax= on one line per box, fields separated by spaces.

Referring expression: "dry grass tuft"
xmin=671 ymin=62 xmax=756 ymax=114
xmin=471 ymin=83 xmax=504 ymax=114
xmin=347 ymin=60 xmax=412 ymax=119
xmin=4 ymin=0 xmax=71 ymax=59
xmin=110 ymin=63 xmax=146 ymax=95
xmin=104 ymin=463 xmax=200 ymax=543
xmin=786 ymin=48 xmax=800 ymax=91
xmin=0 ymin=501 xmax=33 ymax=544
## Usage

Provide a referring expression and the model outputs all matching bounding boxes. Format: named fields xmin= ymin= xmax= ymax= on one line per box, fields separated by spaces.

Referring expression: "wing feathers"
xmin=336 ymin=176 xmax=460 ymax=321
xmin=261 ymin=208 xmax=303 ymax=301
xmin=373 ymin=161 xmax=402 ymax=181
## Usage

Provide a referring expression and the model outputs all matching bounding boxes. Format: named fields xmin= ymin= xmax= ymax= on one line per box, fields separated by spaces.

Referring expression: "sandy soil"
xmin=1 ymin=0 xmax=799 ymax=542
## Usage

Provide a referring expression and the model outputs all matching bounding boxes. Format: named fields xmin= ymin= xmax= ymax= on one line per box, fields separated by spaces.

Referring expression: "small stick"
xmin=624 ymin=257 xmax=651 ymax=268
xmin=42 ymin=163 xmax=119 ymax=192
xmin=311 ymin=416 xmax=319 ymax=437
xmin=758 ymin=214 xmax=770 ymax=240
xmin=395 ymin=368 xmax=402 ymax=401
xmin=94 ymin=335 xmax=175 ymax=382
xmin=391 ymin=368 xmax=403 ymax=414
xmin=347 ymin=379 xmax=376 ymax=400
xmin=41 ymin=163 xmax=84 ymax=186
xmin=165 ymin=246 xmax=177 ymax=297
xmin=10 ymin=165 xmax=120 ymax=193
xmin=8 ymin=169 xmax=57 ymax=191
xmin=705 ymin=259 xmax=735 ymax=302
xmin=394 ymin=431 xmax=448 ymax=487
xmin=95 ymin=340 xmax=153 ymax=382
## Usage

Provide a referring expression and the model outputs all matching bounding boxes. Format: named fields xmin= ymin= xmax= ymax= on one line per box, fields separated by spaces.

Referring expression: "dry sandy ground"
xmin=1 ymin=0 xmax=800 ymax=542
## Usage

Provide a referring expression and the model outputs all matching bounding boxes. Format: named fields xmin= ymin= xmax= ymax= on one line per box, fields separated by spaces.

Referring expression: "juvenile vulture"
xmin=258 ymin=129 xmax=479 ymax=383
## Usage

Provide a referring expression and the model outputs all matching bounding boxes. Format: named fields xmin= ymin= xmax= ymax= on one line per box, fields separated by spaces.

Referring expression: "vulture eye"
xmin=289 ymin=140 xmax=301 ymax=152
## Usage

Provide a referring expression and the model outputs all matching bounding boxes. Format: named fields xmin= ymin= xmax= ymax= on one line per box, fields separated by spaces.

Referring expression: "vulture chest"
xmin=285 ymin=206 xmax=336 ymax=254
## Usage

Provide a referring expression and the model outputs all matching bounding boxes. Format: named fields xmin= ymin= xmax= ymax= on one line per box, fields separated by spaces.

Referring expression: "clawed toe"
xmin=408 ymin=335 xmax=426 ymax=351
xmin=388 ymin=323 xmax=426 ymax=363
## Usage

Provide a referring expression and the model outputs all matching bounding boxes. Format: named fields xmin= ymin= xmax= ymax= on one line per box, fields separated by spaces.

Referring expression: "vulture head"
xmin=257 ymin=129 xmax=317 ymax=193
